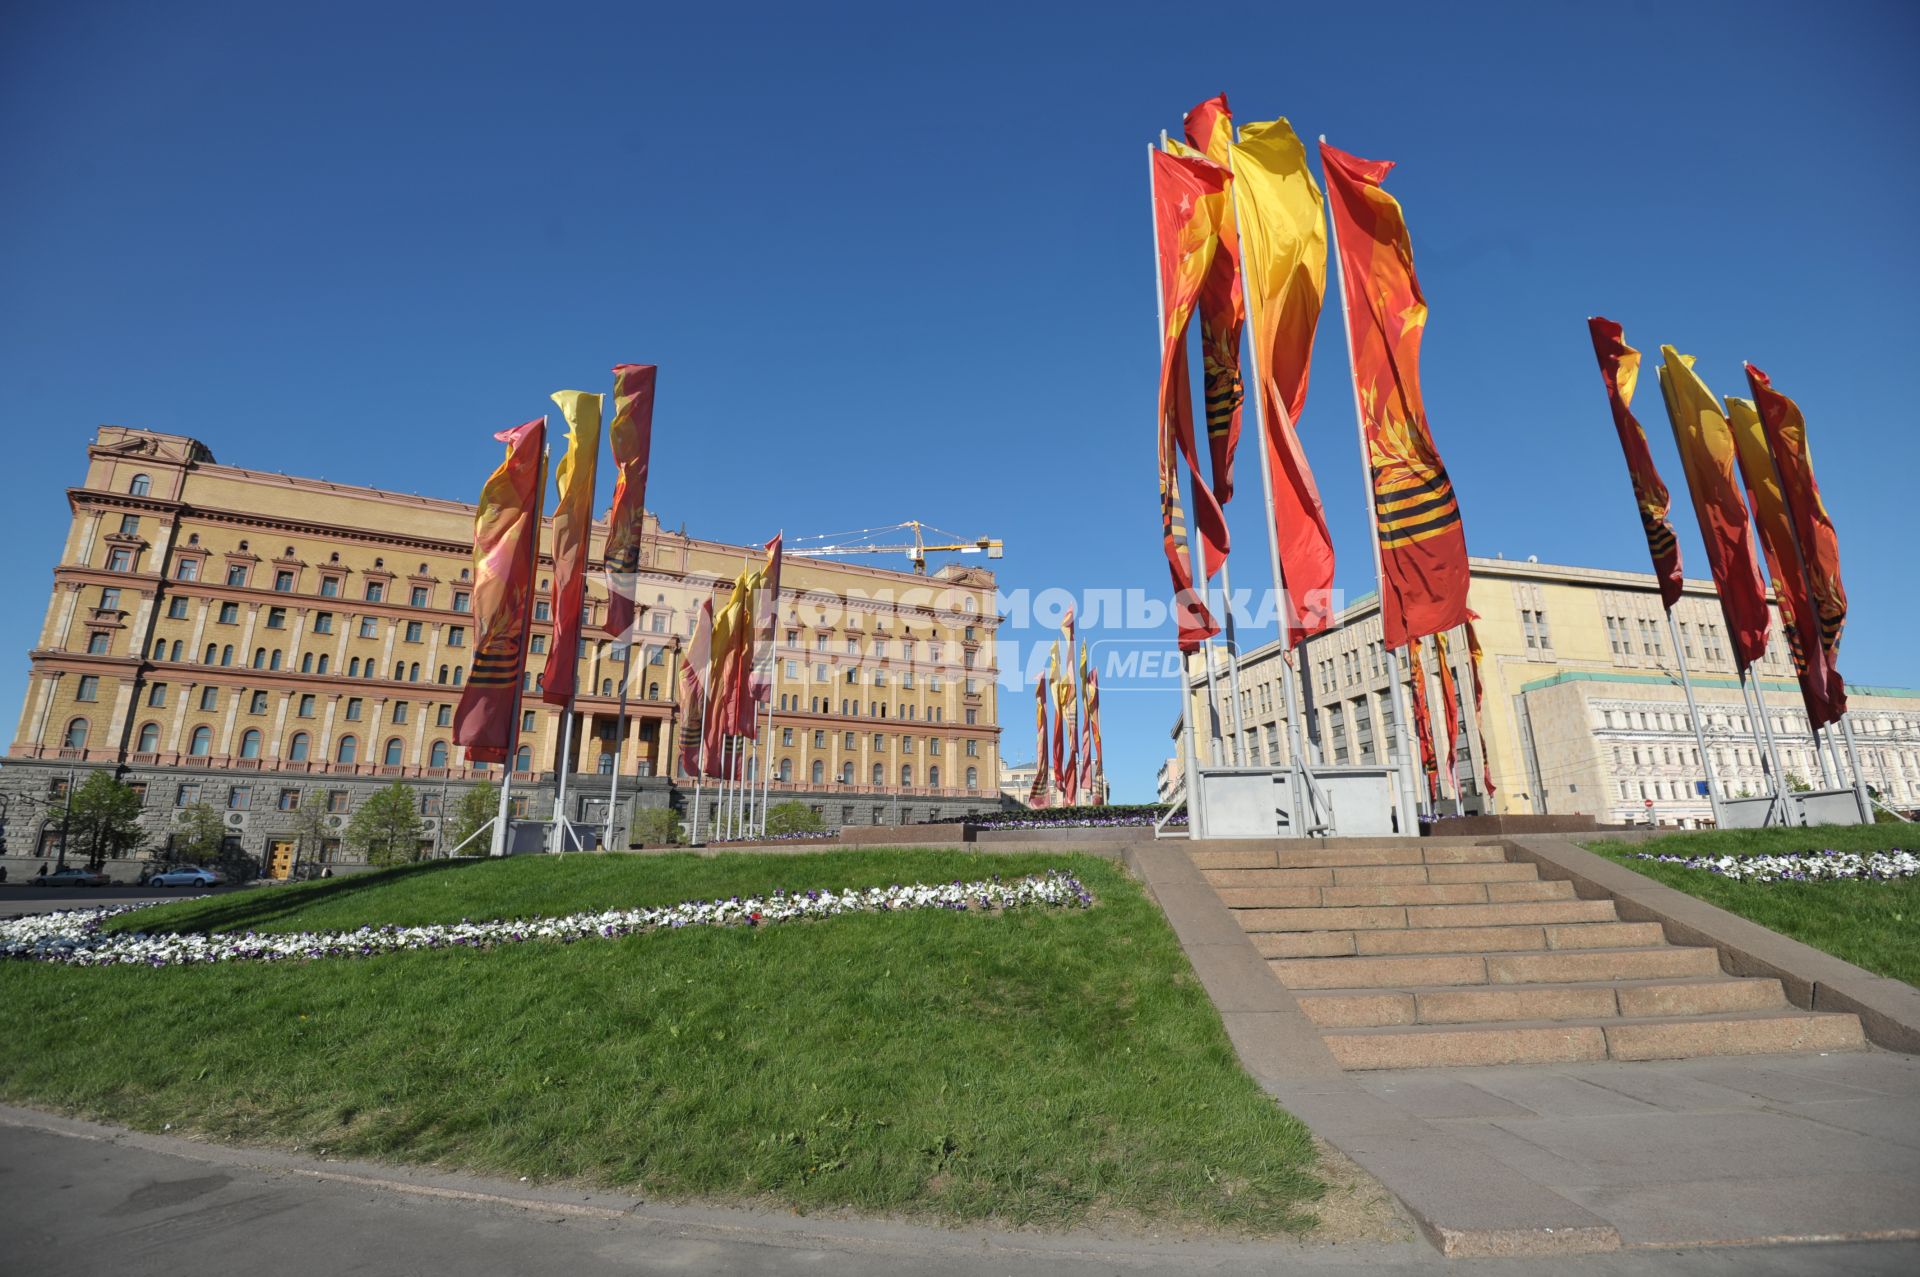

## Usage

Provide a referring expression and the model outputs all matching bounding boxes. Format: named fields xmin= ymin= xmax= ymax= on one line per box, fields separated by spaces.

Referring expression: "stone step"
xmin=1238 ymin=898 xmax=1616 ymax=934
xmin=1269 ymin=944 xmax=1723 ymax=990
xmin=1190 ymin=843 xmax=1507 ymax=871
xmin=1321 ymin=1010 xmax=1867 ymax=1070
xmin=1203 ymin=861 xmax=1542 ymax=890
xmin=1251 ymin=919 xmax=1667 ymax=959
xmin=1218 ymin=880 xmax=1576 ymax=910
xmin=1294 ymin=977 xmax=1788 ymax=1029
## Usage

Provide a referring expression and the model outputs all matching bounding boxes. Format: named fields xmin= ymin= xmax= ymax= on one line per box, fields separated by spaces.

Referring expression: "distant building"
xmin=5 ymin=426 xmax=1005 ymax=872
xmin=1180 ymin=557 xmax=1916 ymax=828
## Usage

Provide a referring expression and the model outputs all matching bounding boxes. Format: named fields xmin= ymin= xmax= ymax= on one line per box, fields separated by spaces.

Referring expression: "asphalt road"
xmin=0 ymin=883 xmax=230 ymax=918
xmin=2 ymin=1109 xmax=1916 ymax=1277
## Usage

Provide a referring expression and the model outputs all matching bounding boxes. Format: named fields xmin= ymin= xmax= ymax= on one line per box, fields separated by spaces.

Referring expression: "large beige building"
xmin=4 ymin=426 xmax=1004 ymax=870
xmin=1183 ymin=557 xmax=1918 ymax=827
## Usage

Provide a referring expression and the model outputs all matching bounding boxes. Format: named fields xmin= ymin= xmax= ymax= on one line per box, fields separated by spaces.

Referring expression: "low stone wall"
xmin=1423 ymin=814 xmax=1630 ymax=837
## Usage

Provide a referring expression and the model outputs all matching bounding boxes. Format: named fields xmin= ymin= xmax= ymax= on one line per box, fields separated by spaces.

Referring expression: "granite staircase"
xmin=1195 ymin=839 xmax=1867 ymax=1070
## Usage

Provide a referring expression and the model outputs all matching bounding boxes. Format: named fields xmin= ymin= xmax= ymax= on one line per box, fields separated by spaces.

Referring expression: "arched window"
xmin=900 ymin=765 xmax=912 ymax=787
xmin=169 ymin=640 xmax=182 ymax=661
xmin=779 ymin=758 xmax=792 ymax=781
xmin=598 ymin=753 xmax=614 ymax=775
xmin=811 ymin=760 xmax=825 ymax=784
xmin=383 ymin=737 xmax=404 ymax=766
xmin=452 ymin=666 xmax=465 ymax=686
xmin=136 ymin=721 xmax=160 ymax=752
xmin=220 ymin=645 xmax=233 ymax=666
xmin=288 ymin=732 xmax=311 ymax=761
xmin=269 ymin=649 xmax=282 ymax=671
xmin=316 ymin=654 xmax=329 ymax=674
xmin=335 ymin=734 xmax=357 ymax=764
xmin=514 ymin=745 xmax=532 ymax=772
xmin=203 ymin=643 xmax=218 ymax=664
xmin=189 ymin=725 xmax=212 ymax=756
xmin=301 ymin=653 xmax=314 ymax=673
xmin=429 ymin=740 xmax=449 ymax=768
xmin=437 ymin=665 xmax=449 ymax=684
xmin=409 ymin=663 xmax=420 ymax=683
xmin=129 ymin=473 xmax=152 ymax=496
xmin=252 ymin=647 xmax=267 ymax=669
xmin=840 ymin=761 xmax=854 ymax=784
xmin=393 ymin=662 xmax=405 ymax=681
xmin=871 ymin=763 xmax=883 ymax=784
xmin=928 ymin=765 xmax=941 ymax=788
xmin=63 ymin=717 xmax=89 ymax=750
xmin=239 ymin=729 xmax=262 ymax=759
xmin=151 ymin=638 xmax=166 ymax=659
xmin=965 ymin=767 xmax=977 ymax=790
xmin=647 ymin=682 xmax=659 ymax=699
xmin=601 ymin=679 xmax=613 ymax=696
xmin=348 ymin=658 xmax=361 ymax=677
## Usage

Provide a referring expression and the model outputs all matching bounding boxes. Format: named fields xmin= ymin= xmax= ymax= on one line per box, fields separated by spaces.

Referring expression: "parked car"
xmin=31 ymin=867 xmax=110 ymax=888
xmin=147 ymin=867 xmax=225 ymax=888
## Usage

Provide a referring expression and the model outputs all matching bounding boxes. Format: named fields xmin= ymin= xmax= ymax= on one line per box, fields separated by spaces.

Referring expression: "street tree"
xmin=171 ymin=803 xmax=228 ymax=867
xmin=347 ymin=781 xmax=426 ymax=866
xmin=764 ymin=801 xmax=825 ymax=836
xmin=444 ymin=782 xmax=498 ymax=856
xmin=67 ymin=772 xmax=147 ymax=868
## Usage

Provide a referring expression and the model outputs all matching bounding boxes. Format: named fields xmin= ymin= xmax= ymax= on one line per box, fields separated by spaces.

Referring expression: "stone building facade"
xmin=1181 ymin=557 xmax=1915 ymax=828
xmin=3 ymin=426 xmax=1004 ymax=873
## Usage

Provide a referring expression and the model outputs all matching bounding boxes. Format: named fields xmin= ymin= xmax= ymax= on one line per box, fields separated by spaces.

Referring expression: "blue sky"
xmin=3 ymin=1 xmax=1916 ymax=801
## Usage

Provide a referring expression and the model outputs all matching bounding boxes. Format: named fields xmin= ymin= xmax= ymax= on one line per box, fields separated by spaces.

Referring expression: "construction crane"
xmin=787 ymin=521 xmax=1004 ymax=574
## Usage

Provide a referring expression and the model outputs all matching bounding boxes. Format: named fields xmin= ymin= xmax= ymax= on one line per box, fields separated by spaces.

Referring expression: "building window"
xmin=189 ymin=725 xmax=212 ymax=756
xmin=297 ymin=694 xmax=315 ymax=718
xmin=63 ymin=718 xmax=89 ymax=750
xmin=320 ymin=576 xmax=340 ymax=598
xmin=106 ymin=547 xmax=133 ymax=572
xmin=266 ymin=606 xmax=286 ymax=629
xmin=410 ymin=586 xmax=429 ymax=608
xmin=447 ymin=626 xmax=465 ymax=648
xmin=384 ymin=737 xmax=404 ymax=766
xmin=199 ymin=686 xmax=218 ymax=711
xmin=365 ymin=581 xmax=384 ymax=602
xmin=237 ymin=729 xmax=261 ymax=759
xmin=514 ymin=746 xmax=532 ymax=772
xmin=965 ymin=739 xmax=979 ymax=756
xmin=429 ymin=740 xmax=449 ymax=768
xmin=404 ymin=620 xmax=423 ymax=643
xmin=175 ymin=559 xmax=198 ymax=582
xmin=453 ymin=591 xmax=470 ymax=613
xmin=288 ymin=732 xmax=311 ymax=761
xmin=176 ymin=783 xmax=200 ymax=807
xmin=336 ymin=735 xmax=358 ymax=764
xmin=76 ymin=675 xmax=100 ymax=702
xmin=136 ymin=722 xmax=160 ymax=752
xmin=346 ymin=697 xmax=363 ymax=721
xmin=436 ymin=705 xmax=452 ymax=727
xmin=534 ymin=601 xmax=550 ymax=621
xmin=86 ymin=633 xmax=110 ymax=655
xmin=966 ymin=767 xmax=978 ymax=789
xmin=359 ymin=616 xmax=380 ymax=639
xmin=249 ymin=691 xmax=269 ymax=714
xmin=129 ymin=473 xmax=151 ymax=496
xmin=278 ymin=788 xmax=300 ymax=811
xmin=328 ymin=790 xmax=350 ymax=813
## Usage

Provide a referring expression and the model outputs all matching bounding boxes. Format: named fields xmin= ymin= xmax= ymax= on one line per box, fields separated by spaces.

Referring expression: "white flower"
xmin=0 ymin=872 xmax=1095 ymax=968
xmin=1631 ymin=849 xmax=1918 ymax=884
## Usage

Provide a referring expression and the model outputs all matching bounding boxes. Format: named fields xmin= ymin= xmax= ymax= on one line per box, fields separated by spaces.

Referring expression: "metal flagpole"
xmin=490 ymin=767 xmax=514 ymax=857
xmin=605 ymin=653 xmax=632 ymax=852
xmin=1189 ymin=470 xmax=1230 ymax=768
xmin=1750 ymin=673 xmax=1795 ymax=824
xmin=688 ymin=687 xmax=704 ymax=846
xmin=1812 ymin=724 xmax=1837 ymax=788
xmin=1735 ymin=671 xmax=1787 ymax=825
xmin=1321 ymin=136 xmax=1423 ymax=833
xmin=1220 ymin=560 xmax=1249 ymax=765
xmin=759 ymin=690 xmax=776 ymax=836
xmin=1837 ymin=713 xmax=1875 ymax=823
xmin=1149 ymin=141 xmax=1207 ymax=839
xmin=1226 ymin=138 xmax=1327 ymax=833
xmin=1668 ymin=611 xmax=1724 ymax=828
xmin=552 ymin=700 xmax=576 ymax=852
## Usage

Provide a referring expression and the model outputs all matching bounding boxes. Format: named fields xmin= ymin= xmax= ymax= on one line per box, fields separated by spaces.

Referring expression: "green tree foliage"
xmin=347 ymin=782 xmax=426 ymax=867
xmin=764 ymin=800 xmax=825 ymax=836
xmin=444 ymin=782 xmax=498 ymax=855
xmin=1784 ymin=772 xmax=1813 ymax=794
xmin=67 ymin=772 xmax=147 ymax=867
xmin=286 ymin=791 xmax=333 ymax=869
xmin=171 ymin=803 xmax=228 ymax=867
xmin=628 ymin=805 xmax=681 ymax=847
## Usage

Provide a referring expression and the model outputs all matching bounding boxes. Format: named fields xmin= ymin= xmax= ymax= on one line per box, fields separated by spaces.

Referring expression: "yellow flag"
xmin=1228 ymin=119 xmax=1325 ymax=428
xmin=543 ymin=390 xmax=603 ymax=705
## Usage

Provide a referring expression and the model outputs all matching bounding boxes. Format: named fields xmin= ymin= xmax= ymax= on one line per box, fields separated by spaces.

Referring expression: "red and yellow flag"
xmin=1084 ymin=663 xmax=1103 ymax=800
xmin=454 ymin=418 xmax=546 ymax=764
xmin=1747 ymin=364 xmax=1848 ymax=700
xmin=1435 ymin=631 xmax=1462 ymax=801
xmin=603 ymin=363 xmax=657 ymax=642
xmin=543 ymin=390 xmax=604 ymax=706
xmin=1181 ymin=94 xmax=1245 ymax=512
xmin=677 ymin=597 xmax=713 ymax=779
xmin=1588 ymin=319 xmax=1684 ymax=610
xmin=1029 ymin=667 xmax=1050 ymax=808
xmin=1230 ymin=119 xmax=1335 ymax=645
xmin=1407 ymin=638 xmax=1440 ymax=805
xmin=1151 ymin=147 xmax=1228 ymax=651
xmin=1321 ymin=142 xmax=1469 ymax=650
xmin=1464 ymin=613 xmax=1495 ymax=798
xmin=1047 ymin=641 xmax=1065 ymax=796
xmin=749 ymin=535 xmax=783 ymax=706
xmin=702 ymin=572 xmax=753 ymax=776
xmin=1656 ymin=348 xmax=1770 ymax=670
xmin=1725 ymin=396 xmax=1845 ymax=728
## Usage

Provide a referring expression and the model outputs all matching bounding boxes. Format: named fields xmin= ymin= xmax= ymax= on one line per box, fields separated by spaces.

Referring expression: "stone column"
xmin=269 ymin=693 xmax=292 ymax=760
xmin=165 ymin=682 xmax=194 ymax=753
xmin=216 ymin=687 xmax=244 ymax=757
xmin=188 ymin=599 xmax=212 ymax=665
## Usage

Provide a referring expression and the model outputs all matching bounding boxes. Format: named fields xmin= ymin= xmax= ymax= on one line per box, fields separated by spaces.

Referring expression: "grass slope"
xmin=1 ymin=852 xmax=1322 ymax=1234
xmin=1586 ymin=826 xmax=1919 ymax=987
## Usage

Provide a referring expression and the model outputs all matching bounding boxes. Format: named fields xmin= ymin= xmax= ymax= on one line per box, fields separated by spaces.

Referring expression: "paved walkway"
xmin=4 ymin=1109 xmax=1916 ymax=1276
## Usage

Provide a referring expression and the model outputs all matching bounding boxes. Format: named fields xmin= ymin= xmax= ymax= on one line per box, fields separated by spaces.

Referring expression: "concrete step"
xmin=1190 ymin=842 xmax=1507 ymax=871
xmin=1250 ymin=919 xmax=1667 ymax=959
xmin=1218 ymin=880 xmax=1577 ymax=910
xmin=1203 ymin=861 xmax=1543 ymax=890
xmin=1322 ymin=1010 xmax=1867 ymax=1070
xmin=1269 ymin=944 xmax=1723 ymax=990
xmin=1294 ymin=977 xmax=1788 ymax=1029
xmin=1238 ymin=898 xmax=1617 ymax=935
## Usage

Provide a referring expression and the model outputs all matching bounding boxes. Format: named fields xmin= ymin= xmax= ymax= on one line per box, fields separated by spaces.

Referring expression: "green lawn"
xmin=1585 ymin=826 xmax=1919 ymax=987
xmin=1 ymin=851 xmax=1323 ymax=1234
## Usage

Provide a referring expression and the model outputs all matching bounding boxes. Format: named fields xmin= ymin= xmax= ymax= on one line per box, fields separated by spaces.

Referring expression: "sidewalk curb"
xmin=1503 ymin=836 xmax=1920 ymax=1054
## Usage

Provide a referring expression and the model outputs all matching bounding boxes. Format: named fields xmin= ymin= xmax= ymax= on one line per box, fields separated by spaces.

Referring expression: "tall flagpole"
xmin=1219 ymin=560 xmax=1248 ymax=765
xmin=1837 ymin=713 xmax=1876 ymax=822
xmin=1150 ymin=142 xmax=1208 ymax=838
xmin=759 ymin=678 xmax=776 ymax=835
xmin=604 ymin=645 xmax=633 ymax=852
xmin=552 ymin=698 xmax=576 ymax=852
xmin=490 ymin=767 xmax=514 ymax=857
xmin=492 ymin=434 xmax=547 ymax=857
xmin=688 ymin=686 xmax=705 ymax=845
xmin=1226 ymin=134 xmax=1326 ymax=833
xmin=1749 ymin=670 xmax=1793 ymax=824
xmin=1321 ymin=136 xmax=1423 ymax=832
xmin=1668 ymin=611 xmax=1724 ymax=828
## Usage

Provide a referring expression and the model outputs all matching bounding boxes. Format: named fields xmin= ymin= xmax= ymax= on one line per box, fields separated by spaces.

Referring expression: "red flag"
xmin=1151 ymin=147 xmax=1227 ymax=651
xmin=1084 ymin=664 xmax=1104 ymax=801
xmin=1407 ymin=638 xmax=1440 ymax=804
xmin=1028 ymin=674 xmax=1050 ymax=809
xmin=1435 ymin=631 xmax=1463 ymax=801
xmin=1747 ymin=364 xmax=1849 ymax=722
xmin=543 ymin=390 xmax=604 ymax=706
xmin=604 ymin=364 xmax=657 ymax=641
xmin=1588 ymin=319 xmax=1684 ymax=610
xmin=677 ymin=597 xmax=713 ymax=778
xmin=1183 ymin=94 xmax=1245 ymax=513
xmin=1656 ymin=347 xmax=1770 ymax=670
xmin=1464 ymin=613 xmax=1495 ymax=799
xmin=1322 ymin=142 xmax=1469 ymax=650
xmin=454 ymin=419 xmax=546 ymax=765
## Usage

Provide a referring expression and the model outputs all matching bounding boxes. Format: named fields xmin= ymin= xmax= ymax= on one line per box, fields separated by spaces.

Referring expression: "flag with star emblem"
xmin=1179 ymin=94 xmax=1245 ymax=514
xmin=1588 ymin=319 xmax=1684 ymax=610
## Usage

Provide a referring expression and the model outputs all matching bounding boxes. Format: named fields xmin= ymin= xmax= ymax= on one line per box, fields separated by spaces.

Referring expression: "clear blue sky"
xmin=3 ymin=1 xmax=1916 ymax=801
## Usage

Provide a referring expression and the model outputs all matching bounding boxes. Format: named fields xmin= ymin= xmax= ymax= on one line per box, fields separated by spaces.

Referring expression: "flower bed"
xmin=1629 ymin=849 xmax=1919 ymax=884
xmin=0 ymin=871 xmax=1094 ymax=969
